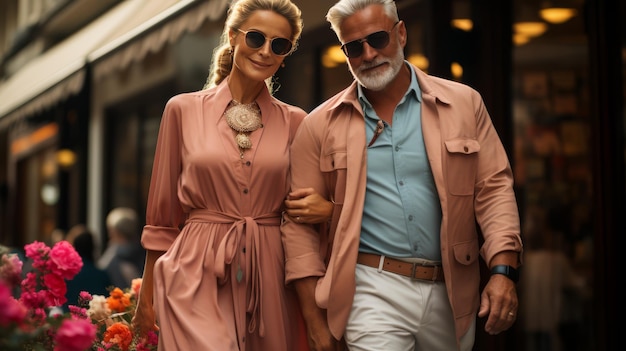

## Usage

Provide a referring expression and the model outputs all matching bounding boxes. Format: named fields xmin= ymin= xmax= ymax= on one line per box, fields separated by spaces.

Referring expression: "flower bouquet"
xmin=82 ymin=279 xmax=158 ymax=351
xmin=1 ymin=241 xmax=95 ymax=351
xmin=0 ymin=242 xmax=158 ymax=351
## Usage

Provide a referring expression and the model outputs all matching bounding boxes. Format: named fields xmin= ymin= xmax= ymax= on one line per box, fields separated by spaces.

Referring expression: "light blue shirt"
xmin=357 ymin=62 xmax=442 ymax=260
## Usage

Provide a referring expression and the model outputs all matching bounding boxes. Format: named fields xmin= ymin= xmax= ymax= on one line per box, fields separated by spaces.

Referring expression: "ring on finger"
xmin=508 ymin=311 xmax=515 ymax=318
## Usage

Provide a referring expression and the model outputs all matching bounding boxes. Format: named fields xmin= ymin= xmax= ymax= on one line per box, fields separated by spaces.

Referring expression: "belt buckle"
xmin=410 ymin=262 xmax=438 ymax=282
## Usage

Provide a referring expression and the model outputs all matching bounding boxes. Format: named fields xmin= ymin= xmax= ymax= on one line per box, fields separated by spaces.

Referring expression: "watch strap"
xmin=490 ymin=265 xmax=519 ymax=283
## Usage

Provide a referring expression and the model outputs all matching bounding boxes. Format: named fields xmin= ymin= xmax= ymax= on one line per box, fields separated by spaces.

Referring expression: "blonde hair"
xmin=204 ymin=0 xmax=303 ymax=91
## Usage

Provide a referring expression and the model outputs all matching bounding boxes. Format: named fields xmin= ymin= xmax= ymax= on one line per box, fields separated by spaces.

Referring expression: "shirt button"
xmin=245 ymin=161 xmax=251 ymax=166
xmin=243 ymin=189 xmax=249 ymax=194
xmin=395 ymin=145 xmax=400 ymax=152
xmin=399 ymin=181 xmax=404 ymax=186
xmin=408 ymin=215 xmax=414 ymax=221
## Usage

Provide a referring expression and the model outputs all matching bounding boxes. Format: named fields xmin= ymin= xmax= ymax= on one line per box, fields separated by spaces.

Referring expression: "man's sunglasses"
xmin=341 ymin=22 xmax=400 ymax=58
xmin=236 ymin=28 xmax=293 ymax=56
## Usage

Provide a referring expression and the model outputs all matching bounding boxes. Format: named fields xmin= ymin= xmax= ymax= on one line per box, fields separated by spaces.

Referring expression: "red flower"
xmin=103 ymin=322 xmax=133 ymax=351
xmin=43 ymin=273 xmax=67 ymax=305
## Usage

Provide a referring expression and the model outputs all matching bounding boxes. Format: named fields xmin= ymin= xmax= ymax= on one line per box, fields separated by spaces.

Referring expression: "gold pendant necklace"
xmin=224 ymin=100 xmax=262 ymax=157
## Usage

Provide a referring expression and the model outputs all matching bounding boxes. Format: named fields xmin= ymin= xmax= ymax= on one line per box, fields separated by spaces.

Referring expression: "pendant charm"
xmin=236 ymin=266 xmax=243 ymax=283
xmin=224 ymin=100 xmax=261 ymax=155
xmin=235 ymin=133 xmax=252 ymax=149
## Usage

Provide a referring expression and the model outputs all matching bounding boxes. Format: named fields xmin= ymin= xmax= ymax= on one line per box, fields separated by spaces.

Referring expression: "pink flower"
xmin=135 ymin=330 xmax=159 ymax=351
xmin=79 ymin=291 xmax=93 ymax=302
xmin=131 ymin=278 xmax=142 ymax=297
xmin=21 ymin=272 xmax=37 ymax=292
xmin=69 ymin=305 xmax=88 ymax=319
xmin=0 ymin=281 xmax=26 ymax=326
xmin=54 ymin=318 xmax=97 ymax=351
xmin=48 ymin=240 xmax=83 ymax=279
xmin=24 ymin=241 xmax=50 ymax=269
xmin=0 ymin=253 xmax=23 ymax=288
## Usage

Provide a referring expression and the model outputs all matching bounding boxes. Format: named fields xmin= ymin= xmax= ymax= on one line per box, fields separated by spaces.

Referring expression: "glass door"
xmin=511 ymin=1 xmax=594 ymax=350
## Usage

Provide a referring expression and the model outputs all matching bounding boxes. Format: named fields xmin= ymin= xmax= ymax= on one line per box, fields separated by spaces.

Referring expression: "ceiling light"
xmin=451 ymin=19 xmax=473 ymax=31
xmin=514 ymin=21 xmax=548 ymax=37
xmin=322 ymin=45 xmax=345 ymax=68
xmin=539 ymin=8 xmax=576 ymax=24
xmin=513 ymin=33 xmax=531 ymax=46
xmin=407 ymin=53 xmax=429 ymax=71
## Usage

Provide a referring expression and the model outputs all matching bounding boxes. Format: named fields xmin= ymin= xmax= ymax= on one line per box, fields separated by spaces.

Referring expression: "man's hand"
xmin=477 ymin=274 xmax=518 ymax=335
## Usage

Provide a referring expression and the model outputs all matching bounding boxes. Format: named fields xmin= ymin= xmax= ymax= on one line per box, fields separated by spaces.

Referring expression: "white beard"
xmin=350 ymin=45 xmax=405 ymax=91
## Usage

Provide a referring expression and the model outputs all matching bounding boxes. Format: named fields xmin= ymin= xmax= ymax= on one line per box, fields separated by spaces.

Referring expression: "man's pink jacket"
xmin=281 ymin=65 xmax=523 ymax=343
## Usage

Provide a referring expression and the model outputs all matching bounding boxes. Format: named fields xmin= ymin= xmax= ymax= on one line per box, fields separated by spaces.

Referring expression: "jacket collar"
xmin=325 ymin=63 xmax=452 ymax=114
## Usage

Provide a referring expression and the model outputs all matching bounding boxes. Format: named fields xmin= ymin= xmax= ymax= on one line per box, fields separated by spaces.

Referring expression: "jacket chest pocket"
xmin=444 ymin=139 xmax=480 ymax=196
xmin=319 ymin=151 xmax=347 ymax=263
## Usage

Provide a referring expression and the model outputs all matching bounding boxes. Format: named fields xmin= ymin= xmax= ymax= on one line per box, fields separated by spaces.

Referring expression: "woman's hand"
xmin=131 ymin=250 xmax=163 ymax=339
xmin=131 ymin=294 xmax=159 ymax=338
xmin=284 ymin=188 xmax=333 ymax=224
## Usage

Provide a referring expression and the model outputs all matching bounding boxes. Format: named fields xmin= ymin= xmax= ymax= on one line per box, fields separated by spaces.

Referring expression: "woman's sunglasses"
xmin=236 ymin=28 xmax=293 ymax=56
xmin=341 ymin=22 xmax=400 ymax=58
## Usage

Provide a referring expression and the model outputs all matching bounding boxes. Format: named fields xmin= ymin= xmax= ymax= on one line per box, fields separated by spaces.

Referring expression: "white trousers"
xmin=344 ymin=263 xmax=475 ymax=351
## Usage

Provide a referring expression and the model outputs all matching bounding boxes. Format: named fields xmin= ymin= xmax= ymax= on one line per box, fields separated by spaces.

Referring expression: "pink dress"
xmin=140 ymin=80 xmax=307 ymax=351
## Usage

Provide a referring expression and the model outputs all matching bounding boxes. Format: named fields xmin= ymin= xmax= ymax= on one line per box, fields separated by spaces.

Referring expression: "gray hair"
xmin=326 ymin=0 xmax=399 ymax=36
xmin=106 ymin=207 xmax=139 ymax=240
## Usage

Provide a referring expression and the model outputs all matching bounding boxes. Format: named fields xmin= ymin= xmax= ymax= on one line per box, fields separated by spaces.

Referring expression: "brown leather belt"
xmin=357 ymin=253 xmax=444 ymax=282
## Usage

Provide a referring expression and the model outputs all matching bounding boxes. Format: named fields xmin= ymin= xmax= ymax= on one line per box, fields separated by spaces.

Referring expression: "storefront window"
xmin=512 ymin=1 xmax=594 ymax=350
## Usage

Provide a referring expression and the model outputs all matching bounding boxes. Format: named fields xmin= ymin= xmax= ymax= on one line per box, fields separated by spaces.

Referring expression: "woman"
xmin=131 ymin=1 xmax=331 ymax=350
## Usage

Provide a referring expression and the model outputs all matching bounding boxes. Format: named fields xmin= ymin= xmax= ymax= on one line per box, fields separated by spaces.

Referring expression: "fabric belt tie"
xmin=357 ymin=252 xmax=444 ymax=282
xmin=187 ymin=210 xmax=281 ymax=337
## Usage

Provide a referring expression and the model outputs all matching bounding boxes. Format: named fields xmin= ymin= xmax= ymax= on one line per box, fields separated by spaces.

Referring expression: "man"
xmin=281 ymin=0 xmax=523 ymax=350
xmin=98 ymin=207 xmax=145 ymax=289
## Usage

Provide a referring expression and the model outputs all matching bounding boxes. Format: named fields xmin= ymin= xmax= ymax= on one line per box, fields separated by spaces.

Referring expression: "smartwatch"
xmin=490 ymin=265 xmax=519 ymax=283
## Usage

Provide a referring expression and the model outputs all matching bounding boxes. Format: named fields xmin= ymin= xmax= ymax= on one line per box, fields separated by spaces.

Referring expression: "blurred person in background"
xmin=98 ymin=207 xmax=145 ymax=289
xmin=64 ymin=224 xmax=112 ymax=311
